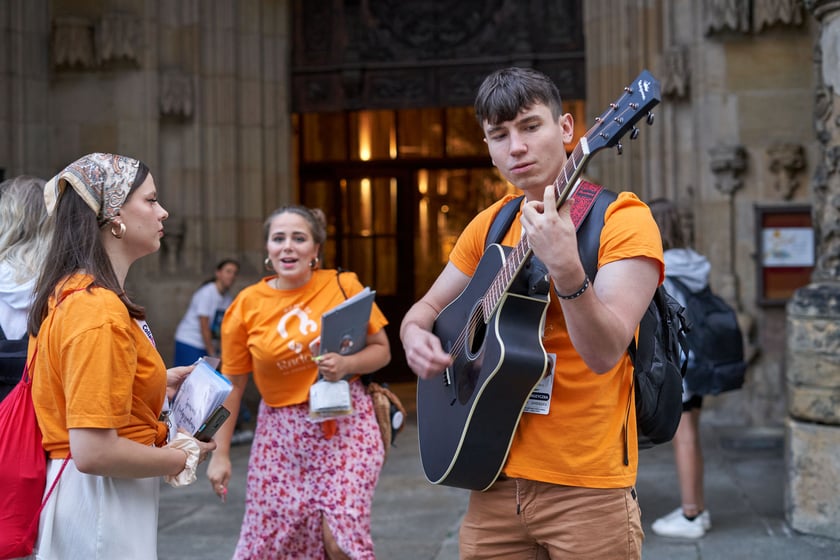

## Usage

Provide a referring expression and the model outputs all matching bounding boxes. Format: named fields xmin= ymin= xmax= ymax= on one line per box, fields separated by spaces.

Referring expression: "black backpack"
xmin=0 ymin=324 xmax=28 ymax=402
xmin=486 ymin=187 xmax=689 ymax=451
xmin=669 ymin=277 xmax=746 ymax=395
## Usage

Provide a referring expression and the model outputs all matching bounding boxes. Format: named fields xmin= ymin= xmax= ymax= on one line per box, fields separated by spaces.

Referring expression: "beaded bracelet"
xmin=555 ymin=276 xmax=590 ymax=300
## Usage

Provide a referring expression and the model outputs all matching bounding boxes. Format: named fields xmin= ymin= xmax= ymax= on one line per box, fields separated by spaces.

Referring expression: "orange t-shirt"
xmin=32 ymin=275 xmax=169 ymax=459
xmin=448 ymin=191 xmax=665 ymax=488
xmin=220 ymin=270 xmax=389 ymax=407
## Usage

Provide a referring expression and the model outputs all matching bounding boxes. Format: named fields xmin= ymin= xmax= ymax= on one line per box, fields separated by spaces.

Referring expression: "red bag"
xmin=0 ymin=350 xmax=67 ymax=559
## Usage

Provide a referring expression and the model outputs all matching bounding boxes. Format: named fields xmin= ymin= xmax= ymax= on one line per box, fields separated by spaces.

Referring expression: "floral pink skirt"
xmin=234 ymin=380 xmax=385 ymax=559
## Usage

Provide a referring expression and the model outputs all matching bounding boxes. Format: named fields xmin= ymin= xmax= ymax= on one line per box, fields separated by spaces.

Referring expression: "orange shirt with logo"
xmin=220 ymin=270 xmax=388 ymax=406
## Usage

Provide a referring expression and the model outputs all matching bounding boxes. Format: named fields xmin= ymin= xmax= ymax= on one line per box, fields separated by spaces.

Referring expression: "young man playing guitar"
xmin=399 ymin=67 xmax=664 ymax=559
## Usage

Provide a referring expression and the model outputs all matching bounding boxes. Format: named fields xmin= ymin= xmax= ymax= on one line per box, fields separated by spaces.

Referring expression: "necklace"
xmin=272 ymin=276 xmax=312 ymax=291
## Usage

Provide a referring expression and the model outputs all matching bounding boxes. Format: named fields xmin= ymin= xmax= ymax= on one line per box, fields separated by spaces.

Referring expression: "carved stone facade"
xmin=291 ymin=0 xmax=585 ymax=112
xmin=661 ymin=46 xmax=690 ymax=100
xmin=767 ymin=143 xmax=806 ymax=200
xmin=703 ymin=0 xmax=805 ymax=35
xmin=52 ymin=16 xmax=96 ymax=69
xmin=159 ymin=70 xmax=194 ymax=119
xmin=51 ymin=10 xmax=144 ymax=70
xmin=0 ymin=0 xmax=294 ymax=361
xmin=709 ymin=144 xmax=748 ymax=195
xmin=95 ymin=10 xmax=143 ymax=67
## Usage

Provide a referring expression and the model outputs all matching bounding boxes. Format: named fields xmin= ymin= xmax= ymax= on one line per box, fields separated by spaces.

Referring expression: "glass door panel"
xmin=339 ymin=176 xmax=398 ymax=294
xmin=413 ymin=167 xmax=516 ymax=299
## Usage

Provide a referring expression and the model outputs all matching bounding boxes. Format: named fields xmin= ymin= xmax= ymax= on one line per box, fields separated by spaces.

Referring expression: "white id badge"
xmin=524 ymin=353 xmax=556 ymax=415
xmin=309 ymin=379 xmax=353 ymax=420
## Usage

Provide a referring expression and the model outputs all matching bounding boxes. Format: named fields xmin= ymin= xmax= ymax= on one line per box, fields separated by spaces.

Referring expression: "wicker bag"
xmin=367 ymin=382 xmax=407 ymax=459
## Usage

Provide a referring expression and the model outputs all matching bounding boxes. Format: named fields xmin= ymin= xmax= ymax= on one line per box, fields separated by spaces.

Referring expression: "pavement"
xmin=158 ymin=382 xmax=840 ymax=559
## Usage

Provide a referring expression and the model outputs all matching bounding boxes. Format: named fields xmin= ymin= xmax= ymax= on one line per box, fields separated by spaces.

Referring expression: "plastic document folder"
xmin=168 ymin=357 xmax=232 ymax=441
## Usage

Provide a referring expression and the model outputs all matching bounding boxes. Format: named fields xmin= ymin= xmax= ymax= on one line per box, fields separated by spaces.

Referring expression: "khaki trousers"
xmin=459 ymin=478 xmax=644 ymax=559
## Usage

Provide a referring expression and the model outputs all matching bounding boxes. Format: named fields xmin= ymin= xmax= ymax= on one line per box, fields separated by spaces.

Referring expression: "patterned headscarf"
xmin=44 ymin=152 xmax=141 ymax=226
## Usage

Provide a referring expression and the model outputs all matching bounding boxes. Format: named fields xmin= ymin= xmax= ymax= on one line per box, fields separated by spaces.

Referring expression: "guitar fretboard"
xmin=480 ymin=140 xmax=591 ymax=320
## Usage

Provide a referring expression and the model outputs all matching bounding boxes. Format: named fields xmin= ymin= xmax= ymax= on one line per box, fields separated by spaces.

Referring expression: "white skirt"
xmin=32 ymin=458 xmax=160 ymax=560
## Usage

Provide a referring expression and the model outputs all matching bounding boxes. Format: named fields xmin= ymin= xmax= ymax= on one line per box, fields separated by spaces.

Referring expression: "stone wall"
xmin=583 ymin=0 xmax=816 ymax=428
xmin=783 ymin=0 xmax=840 ymax=538
xmin=0 ymin=0 xmax=293 ymax=360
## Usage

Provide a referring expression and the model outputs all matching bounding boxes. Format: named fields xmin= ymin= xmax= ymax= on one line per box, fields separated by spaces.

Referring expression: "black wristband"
xmin=555 ymin=276 xmax=590 ymax=300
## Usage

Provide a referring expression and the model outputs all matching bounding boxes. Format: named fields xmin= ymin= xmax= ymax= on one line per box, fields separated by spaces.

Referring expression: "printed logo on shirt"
xmin=276 ymin=307 xmax=318 ymax=342
xmin=135 ymin=319 xmax=156 ymax=347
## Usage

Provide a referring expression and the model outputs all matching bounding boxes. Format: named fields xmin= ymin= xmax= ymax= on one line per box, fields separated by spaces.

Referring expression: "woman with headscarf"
xmin=28 ymin=153 xmax=216 ymax=559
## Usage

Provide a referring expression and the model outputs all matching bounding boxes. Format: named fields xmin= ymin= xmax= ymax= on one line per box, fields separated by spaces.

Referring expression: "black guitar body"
xmin=417 ymin=244 xmax=549 ymax=491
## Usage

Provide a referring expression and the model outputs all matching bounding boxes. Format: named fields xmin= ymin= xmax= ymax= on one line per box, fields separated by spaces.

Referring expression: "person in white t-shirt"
xmin=173 ymin=259 xmax=240 ymax=366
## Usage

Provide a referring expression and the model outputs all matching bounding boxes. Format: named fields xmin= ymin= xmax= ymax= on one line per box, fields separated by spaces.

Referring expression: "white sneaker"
xmin=700 ymin=509 xmax=711 ymax=531
xmin=653 ymin=507 xmax=712 ymax=530
xmin=651 ymin=507 xmax=710 ymax=539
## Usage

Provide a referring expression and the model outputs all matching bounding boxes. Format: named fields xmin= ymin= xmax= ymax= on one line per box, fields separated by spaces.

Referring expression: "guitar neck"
xmin=482 ymin=140 xmax=592 ymax=319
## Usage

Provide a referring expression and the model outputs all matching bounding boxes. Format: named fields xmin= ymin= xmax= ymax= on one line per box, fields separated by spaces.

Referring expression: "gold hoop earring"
xmin=309 ymin=259 xmax=319 ymax=270
xmin=264 ymin=257 xmax=274 ymax=271
xmin=111 ymin=222 xmax=126 ymax=239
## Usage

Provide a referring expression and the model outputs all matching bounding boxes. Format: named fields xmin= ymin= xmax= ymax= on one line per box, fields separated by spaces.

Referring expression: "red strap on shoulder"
xmin=569 ymin=180 xmax=604 ymax=230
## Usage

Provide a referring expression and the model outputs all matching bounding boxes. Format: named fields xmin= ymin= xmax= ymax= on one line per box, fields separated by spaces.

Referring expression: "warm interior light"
xmin=390 ymin=124 xmax=397 ymax=159
xmin=418 ymin=170 xmax=430 ymax=256
xmin=359 ymin=112 xmax=371 ymax=161
xmin=390 ymin=178 xmax=397 ymax=231
xmin=419 ymin=197 xmax=429 ymax=257
xmin=418 ymin=169 xmax=428 ymax=195
xmin=361 ymin=178 xmax=372 ymax=235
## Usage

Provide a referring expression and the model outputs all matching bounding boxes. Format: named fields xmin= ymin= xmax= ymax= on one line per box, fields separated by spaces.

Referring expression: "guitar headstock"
xmin=584 ymin=69 xmax=661 ymax=156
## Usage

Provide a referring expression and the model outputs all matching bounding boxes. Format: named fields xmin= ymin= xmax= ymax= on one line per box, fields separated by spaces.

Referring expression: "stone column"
xmin=708 ymin=144 xmax=747 ymax=305
xmin=785 ymin=0 xmax=840 ymax=539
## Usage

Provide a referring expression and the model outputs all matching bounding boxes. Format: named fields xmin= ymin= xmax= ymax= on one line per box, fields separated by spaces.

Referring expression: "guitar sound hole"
xmin=468 ymin=320 xmax=486 ymax=356
xmin=457 ymin=310 xmax=486 ymax=403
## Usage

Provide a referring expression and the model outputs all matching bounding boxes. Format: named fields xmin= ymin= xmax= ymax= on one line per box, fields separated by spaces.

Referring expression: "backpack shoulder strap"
xmin=573 ymin=181 xmax=614 ymax=281
xmin=485 ymin=195 xmax=525 ymax=249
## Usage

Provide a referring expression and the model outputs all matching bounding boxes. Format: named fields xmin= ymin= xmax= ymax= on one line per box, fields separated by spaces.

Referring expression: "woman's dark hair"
xmin=474 ymin=67 xmax=564 ymax=126
xmin=263 ymin=205 xmax=326 ymax=244
xmin=29 ymin=162 xmax=150 ymax=335
xmin=201 ymin=258 xmax=240 ymax=286
xmin=647 ymin=198 xmax=687 ymax=251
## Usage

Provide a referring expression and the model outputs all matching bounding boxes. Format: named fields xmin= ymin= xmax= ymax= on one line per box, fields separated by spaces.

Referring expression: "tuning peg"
xmin=616 ymin=142 xmax=623 ymax=155
xmin=630 ymin=127 xmax=640 ymax=140
xmin=646 ymin=112 xmax=655 ymax=125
